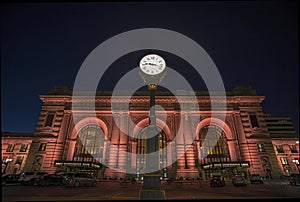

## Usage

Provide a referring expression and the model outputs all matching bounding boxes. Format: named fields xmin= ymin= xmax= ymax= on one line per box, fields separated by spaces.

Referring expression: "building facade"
xmin=265 ymin=116 xmax=300 ymax=176
xmin=1 ymin=132 xmax=34 ymax=175
xmin=2 ymin=85 xmax=299 ymax=180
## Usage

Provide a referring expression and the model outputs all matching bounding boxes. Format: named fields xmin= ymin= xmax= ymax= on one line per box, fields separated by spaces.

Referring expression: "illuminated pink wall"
xmin=3 ymin=87 xmax=298 ymax=179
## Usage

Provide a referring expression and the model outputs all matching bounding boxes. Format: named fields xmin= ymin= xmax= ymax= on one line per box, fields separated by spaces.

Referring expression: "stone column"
xmin=175 ymin=113 xmax=185 ymax=169
xmin=131 ymin=141 xmax=137 ymax=169
xmin=57 ymin=113 xmax=70 ymax=143
xmin=102 ymin=140 xmax=108 ymax=164
xmin=228 ymin=140 xmax=237 ymax=161
xmin=167 ymin=141 xmax=173 ymax=168
xmin=67 ymin=139 xmax=76 ymax=161
xmin=184 ymin=112 xmax=196 ymax=169
xmin=118 ymin=113 xmax=128 ymax=169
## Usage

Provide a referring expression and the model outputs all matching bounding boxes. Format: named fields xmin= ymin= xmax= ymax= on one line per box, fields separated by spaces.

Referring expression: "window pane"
xmin=250 ymin=114 xmax=259 ymax=128
xmin=257 ymin=144 xmax=266 ymax=152
xmin=136 ymin=126 xmax=167 ymax=170
xmin=73 ymin=125 xmax=105 ymax=163
xmin=276 ymin=145 xmax=284 ymax=153
xmin=6 ymin=144 xmax=14 ymax=152
xmin=280 ymin=157 xmax=288 ymax=165
xmin=20 ymin=144 xmax=28 ymax=152
xmin=16 ymin=156 xmax=24 ymax=164
xmin=199 ymin=125 xmax=230 ymax=165
xmin=289 ymin=145 xmax=298 ymax=153
xmin=38 ymin=143 xmax=47 ymax=151
xmin=45 ymin=114 xmax=54 ymax=127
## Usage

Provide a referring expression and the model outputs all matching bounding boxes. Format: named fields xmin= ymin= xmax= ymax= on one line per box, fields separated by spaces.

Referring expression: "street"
xmin=2 ymin=179 xmax=300 ymax=201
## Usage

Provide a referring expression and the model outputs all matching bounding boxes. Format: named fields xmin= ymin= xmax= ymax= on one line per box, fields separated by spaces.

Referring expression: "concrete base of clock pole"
xmin=139 ymin=174 xmax=165 ymax=200
xmin=138 ymin=126 xmax=166 ymax=200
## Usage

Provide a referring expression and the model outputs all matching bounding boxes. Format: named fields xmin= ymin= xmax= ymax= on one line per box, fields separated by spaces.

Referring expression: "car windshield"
xmin=64 ymin=173 xmax=74 ymax=177
xmin=291 ymin=174 xmax=300 ymax=178
xmin=37 ymin=172 xmax=48 ymax=175
xmin=24 ymin=172 xmax=35 ymax=175
xmin=251 ymin=174 xmax=260 ymax=177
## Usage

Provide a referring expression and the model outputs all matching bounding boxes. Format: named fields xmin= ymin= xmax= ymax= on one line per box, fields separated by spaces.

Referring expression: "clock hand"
xmin=149 ymin=63 xmax=158 ymax=66
xmin=143 ymin=63 xmax=155 ymax=66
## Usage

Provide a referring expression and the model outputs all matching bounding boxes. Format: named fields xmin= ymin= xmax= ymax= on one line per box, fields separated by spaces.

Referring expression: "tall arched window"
xmin=73 ymin=124 xmax=105 ymax=163
xmin=136 ymin=127 xmax=167 ymax=170
xmin=199 ymin=125 xmax=230 ymax=164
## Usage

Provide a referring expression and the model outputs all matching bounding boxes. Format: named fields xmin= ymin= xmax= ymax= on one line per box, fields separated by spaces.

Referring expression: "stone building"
xmin=1 ymin=132 xmax=34 ymax=174
xmin=266 ymin=116 xmax=299 ymax=176
xmin=2 ymin=85 xmax=299 ymax=180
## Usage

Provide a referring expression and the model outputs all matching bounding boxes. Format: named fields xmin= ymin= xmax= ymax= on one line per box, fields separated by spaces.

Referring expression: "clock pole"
xmin=145 ymin=83 xmax=160 ymax=173
xmin=148 ymin=83 xmax=157 ymax=127
xmin=138 ymin=55 xmax=166 ymax=200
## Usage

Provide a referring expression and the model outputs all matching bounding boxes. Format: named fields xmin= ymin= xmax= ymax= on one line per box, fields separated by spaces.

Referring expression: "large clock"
xmin=139 ymin=54 xmax=166 ymax=76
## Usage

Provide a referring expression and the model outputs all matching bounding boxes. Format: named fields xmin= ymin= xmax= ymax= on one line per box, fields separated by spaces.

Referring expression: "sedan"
xmin=63 ymin=172 xmax=97 ymax=187
xmin=232 ymin=174 xmax=247 ymax=186
xmin=39 ymin=174 xmax=64 ymax=186
xmin=2 ymin=174 xmax=20 ymax=186
xmin=289 ymin=173 xmax=300 ymax=186
xmin=250 ymin=174 xmax=263 ymax=184
xmin=210 ymin=175 xmax=225 ymax=187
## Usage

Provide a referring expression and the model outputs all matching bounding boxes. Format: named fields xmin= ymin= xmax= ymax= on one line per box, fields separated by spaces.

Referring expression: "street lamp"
xmin=2 ymin=158 xmax=13 ymax=174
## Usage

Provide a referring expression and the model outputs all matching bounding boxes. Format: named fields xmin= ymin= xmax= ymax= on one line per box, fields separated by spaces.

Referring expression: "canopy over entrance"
xmin=201 ymin=161 xmax=250 ymax=170
xmin=54 ymin=160 xmax=104 ymax=172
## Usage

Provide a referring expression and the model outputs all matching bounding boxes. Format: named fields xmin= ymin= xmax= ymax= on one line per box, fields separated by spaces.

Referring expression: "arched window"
xmin=73 ymin=125 xmax=105 ymax=163
xmin=136 ymin=127 xmax=167 ymax=170
xmin=199 ymin=125 xmax=230 ymax=164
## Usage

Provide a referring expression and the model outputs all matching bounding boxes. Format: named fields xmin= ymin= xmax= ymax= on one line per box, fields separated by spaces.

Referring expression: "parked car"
xmin=232 ymin=174 xmax=247 ymax=186
xmin=210 ymin=175 xmax=225 ymax=187
xmin=39 ymin=174 xmax=64 ymax=186
xmin=18 ymin=171 xmax=48 ymax=185
xmin=250 ymin=174 xmax=263 ymax=184
xmin=289 ymin=173 xmax=300 ymax=186
xmin=61 ymin=172 xmax=75 ymax=185
xmin=62 ymin=172 xmax=97 ymax=187
xmin=2 ymin=174 xmax=21 ymax=186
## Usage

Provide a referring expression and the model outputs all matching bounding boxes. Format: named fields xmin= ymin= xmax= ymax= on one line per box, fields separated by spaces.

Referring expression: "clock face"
xmin=139 ymin=54 xmax=166 ymax=75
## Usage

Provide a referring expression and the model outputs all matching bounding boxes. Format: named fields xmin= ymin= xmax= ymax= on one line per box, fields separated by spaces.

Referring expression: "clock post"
xmin=138 ymin=54 xmax=166 ymax=200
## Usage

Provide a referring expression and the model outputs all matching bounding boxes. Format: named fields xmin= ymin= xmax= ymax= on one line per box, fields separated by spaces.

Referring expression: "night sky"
xmin=1 ymin=1 xmax=299 ymax=133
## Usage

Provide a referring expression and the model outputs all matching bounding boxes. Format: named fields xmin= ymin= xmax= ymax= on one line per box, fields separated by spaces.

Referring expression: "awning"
xmin=54 ymin=160 xmax=104 ymax=170
xmin=201 ymin=161 xmax=250 ymax=170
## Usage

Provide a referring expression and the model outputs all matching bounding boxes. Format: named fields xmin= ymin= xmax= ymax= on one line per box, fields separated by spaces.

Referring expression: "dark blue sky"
xmin=1 ymin=1 xmax=299 ymax=133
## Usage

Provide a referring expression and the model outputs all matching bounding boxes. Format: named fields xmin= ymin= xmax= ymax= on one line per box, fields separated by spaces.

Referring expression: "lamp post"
xmin=2 ymin=158 xmax=13 ymax=174
xmin=138 ymin=54 xmax=167 ymax=200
